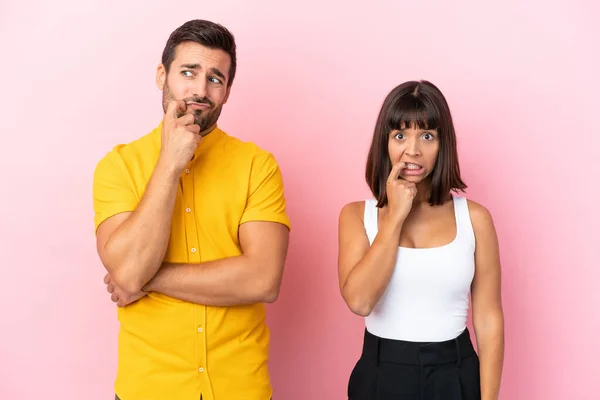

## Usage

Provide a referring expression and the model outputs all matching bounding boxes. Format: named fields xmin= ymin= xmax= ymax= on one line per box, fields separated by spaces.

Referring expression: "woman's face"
xmin=388 ymin=126 xmax=440 ymax=184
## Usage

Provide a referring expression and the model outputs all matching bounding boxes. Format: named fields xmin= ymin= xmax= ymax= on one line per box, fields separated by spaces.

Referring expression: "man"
xmin=93 ymin=19 xmax=290 ymax=400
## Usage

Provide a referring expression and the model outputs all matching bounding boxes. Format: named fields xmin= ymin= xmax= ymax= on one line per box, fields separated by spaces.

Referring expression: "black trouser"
xmin=347 ymin=328 xmax=481 ymax=400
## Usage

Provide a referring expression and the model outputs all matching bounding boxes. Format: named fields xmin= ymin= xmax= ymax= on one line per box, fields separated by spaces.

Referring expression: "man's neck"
xmin=200 ymin=123 xmax=218 ymax=137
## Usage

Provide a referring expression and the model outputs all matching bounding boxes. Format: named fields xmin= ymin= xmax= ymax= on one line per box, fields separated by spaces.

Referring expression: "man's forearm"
xmin=103 ymin=160 xmax=180 ymax=292
xmin=477 ymin=318 xmax=504 ymax=400
xmin=144 ymin=256 xmax=280 ymax=306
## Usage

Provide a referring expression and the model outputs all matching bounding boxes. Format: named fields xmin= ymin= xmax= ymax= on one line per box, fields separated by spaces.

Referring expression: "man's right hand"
xmin=159 ymin=100 xmax=202 ymax=174
xmin=104 ymin=273 xmax=147 ymax=307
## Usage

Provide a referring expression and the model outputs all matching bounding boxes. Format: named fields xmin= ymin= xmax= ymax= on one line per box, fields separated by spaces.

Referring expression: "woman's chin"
xmin=400 ymin=174 xmax=426 ymax=184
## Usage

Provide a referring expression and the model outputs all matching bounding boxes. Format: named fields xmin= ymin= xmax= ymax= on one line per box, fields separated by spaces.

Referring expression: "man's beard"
xmin=162 ymin=83 xmax=223 ymax=134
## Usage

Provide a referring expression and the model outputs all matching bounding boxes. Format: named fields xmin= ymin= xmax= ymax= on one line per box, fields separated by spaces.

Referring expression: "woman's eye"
xmin=423 ymin=133 xmax=434 ymax=140
xmin=394 ymin=133 xmax=404 ymax=140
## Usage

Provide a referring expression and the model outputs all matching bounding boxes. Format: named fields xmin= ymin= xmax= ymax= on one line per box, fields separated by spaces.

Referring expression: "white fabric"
xmin=363 ymin=196 xmax=475 ymax=342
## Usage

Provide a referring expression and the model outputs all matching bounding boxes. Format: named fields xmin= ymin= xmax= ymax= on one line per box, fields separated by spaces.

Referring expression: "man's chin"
xmin=196 ymin=119 xmax=217 ymax=133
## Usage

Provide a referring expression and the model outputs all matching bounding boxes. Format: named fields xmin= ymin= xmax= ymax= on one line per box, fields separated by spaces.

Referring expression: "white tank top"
xmin=363 ymin=196 xmax=475 ymax=342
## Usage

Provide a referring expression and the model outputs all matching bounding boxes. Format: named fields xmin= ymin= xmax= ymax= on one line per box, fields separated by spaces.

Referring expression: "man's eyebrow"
xmin=179 ymin=64 xmax=226 ymax=81
xmin=180 ymin=63 xmax=201 ymax=69
xmin=210 ymin=67 xmax=226 ymax=81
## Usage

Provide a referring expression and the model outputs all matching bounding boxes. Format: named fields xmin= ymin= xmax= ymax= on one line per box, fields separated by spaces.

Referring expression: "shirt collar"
xmin=151 ymin=121 xmax=225 ymax=157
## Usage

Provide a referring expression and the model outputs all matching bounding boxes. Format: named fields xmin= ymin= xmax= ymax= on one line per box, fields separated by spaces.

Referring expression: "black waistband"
xmin=361 ymin=328 xmax=476 ymax=367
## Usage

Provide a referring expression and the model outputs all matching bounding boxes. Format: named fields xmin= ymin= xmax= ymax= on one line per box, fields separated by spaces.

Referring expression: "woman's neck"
xmin=413 ymin=181 xmax=432 ymax=205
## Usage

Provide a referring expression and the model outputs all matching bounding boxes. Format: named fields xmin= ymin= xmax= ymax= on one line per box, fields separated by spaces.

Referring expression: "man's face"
xmin=157 ymin=42 xmax=232 ymax=134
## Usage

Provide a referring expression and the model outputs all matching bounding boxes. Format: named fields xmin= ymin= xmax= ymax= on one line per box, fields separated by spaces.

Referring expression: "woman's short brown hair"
xmin=366 ymin=80 xmax=466 ymax=207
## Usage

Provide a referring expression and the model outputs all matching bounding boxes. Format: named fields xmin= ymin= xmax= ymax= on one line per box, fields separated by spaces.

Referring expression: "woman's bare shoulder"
xmin=466 ymin=198 xmax=496 ymax=233
xmin=339 ymin=201 xmax=368 ymax=223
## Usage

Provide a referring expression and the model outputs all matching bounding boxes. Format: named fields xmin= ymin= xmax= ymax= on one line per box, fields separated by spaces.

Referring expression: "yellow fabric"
xmin=93 ymin=123 xmax=291 ymax=400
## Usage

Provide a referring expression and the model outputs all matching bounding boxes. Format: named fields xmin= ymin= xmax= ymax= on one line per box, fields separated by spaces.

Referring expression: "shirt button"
xmin=199 ymin=367 xmax=204 ymax=373
xmin=191 ymin=248 xmax=197 ymax=253
xmin=197 ymin=327 xmax=203 ymax=333
xmin=185 ymin=169 xmax=190 ymax=174
xmin=186 ymin=208 xmax=191 ymax=213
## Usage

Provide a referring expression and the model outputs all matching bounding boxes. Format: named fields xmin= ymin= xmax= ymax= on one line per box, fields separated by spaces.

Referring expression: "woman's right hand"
xmin=385 ymin=163 xmax=417 ymax=223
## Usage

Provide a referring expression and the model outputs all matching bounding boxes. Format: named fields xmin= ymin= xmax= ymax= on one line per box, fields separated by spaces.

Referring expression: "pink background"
xmin=1 ymin=1 xmax=598 ymax=399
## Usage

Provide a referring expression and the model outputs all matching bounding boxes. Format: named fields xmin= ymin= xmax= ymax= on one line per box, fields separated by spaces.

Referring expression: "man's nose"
xmin=192 ymin=78 xmax=208 ymax=99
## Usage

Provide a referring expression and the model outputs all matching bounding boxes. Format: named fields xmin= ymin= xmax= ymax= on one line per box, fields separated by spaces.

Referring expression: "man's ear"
xmin=156 ymin=64 xmax=166 ymax=90
xmin=223 ymin=85 xmax=232 ymax=104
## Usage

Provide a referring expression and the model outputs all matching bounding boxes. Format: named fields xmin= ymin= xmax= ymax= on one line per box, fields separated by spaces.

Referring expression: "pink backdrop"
xmin=1 ymin=1 xmax=598 ymax=399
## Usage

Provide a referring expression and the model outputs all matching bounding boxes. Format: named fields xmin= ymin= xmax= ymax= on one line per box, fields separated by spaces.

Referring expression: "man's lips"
xmin=186 ymin=102 xmax=211 ymax=110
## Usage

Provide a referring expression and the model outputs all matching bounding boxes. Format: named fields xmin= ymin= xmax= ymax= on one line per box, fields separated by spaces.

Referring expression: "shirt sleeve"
xmin=92 ymin=151 xmax=139 ymax=234
xmin=240 ymin=151 xmax=291 ymax=231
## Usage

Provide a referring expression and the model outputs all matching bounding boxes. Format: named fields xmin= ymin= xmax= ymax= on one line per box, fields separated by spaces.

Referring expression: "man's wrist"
xmin=155 ymin=157 xmax=183 ymax=183
xmin=142 ymin=263 xmax=169 ymax=292
xmin=141 ymin=278 xmax=154 ymax=292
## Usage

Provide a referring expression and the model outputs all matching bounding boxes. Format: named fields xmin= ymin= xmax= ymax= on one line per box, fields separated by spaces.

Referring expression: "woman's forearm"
xmin=476 ymin=315 xmax=505 ymax=400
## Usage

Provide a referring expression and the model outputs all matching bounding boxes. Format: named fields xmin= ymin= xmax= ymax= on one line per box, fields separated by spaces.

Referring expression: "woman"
xmin=338 ymin=80 xmax=504 ymax=400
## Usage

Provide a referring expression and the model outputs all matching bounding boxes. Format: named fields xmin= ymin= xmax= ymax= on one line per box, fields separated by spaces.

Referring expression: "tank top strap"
xmin=453 ymin=195 xmax=475 ymax=245
xmin=363 ymin=199 xmax=379 ymax=245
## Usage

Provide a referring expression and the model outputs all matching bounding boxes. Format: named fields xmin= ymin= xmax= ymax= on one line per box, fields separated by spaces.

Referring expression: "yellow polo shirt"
xmin=92 ymin=123 xmax=291 ymax=400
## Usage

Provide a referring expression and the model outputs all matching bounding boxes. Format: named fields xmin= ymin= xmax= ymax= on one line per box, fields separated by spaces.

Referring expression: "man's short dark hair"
xmin=161 ymin=19 xmax=237 ymax=87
